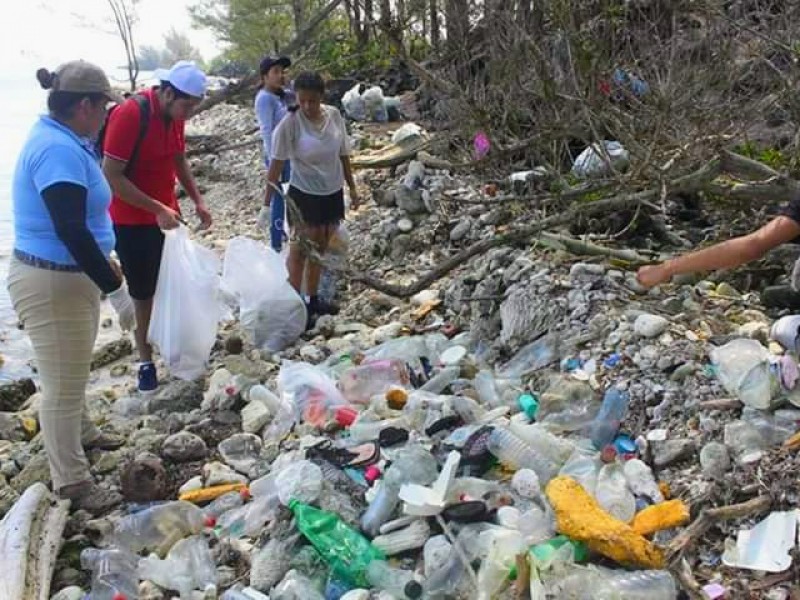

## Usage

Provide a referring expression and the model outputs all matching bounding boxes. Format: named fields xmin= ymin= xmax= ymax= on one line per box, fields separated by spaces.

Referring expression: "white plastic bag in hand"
xmin=222 ymin=237 xmax=306 ymax=352
xmin=148 ymin=226 xmax=222 ymax=380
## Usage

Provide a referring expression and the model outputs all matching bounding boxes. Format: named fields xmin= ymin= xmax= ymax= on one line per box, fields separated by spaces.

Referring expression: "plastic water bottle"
xmin=508 ymin=421 xmax=576 ymax=466
xmin=203 ymin=490 xmax=245 ymax=525
xmin=80 ymin=548 xmax=139 ymax=600
xmin=474 ymin=370 xmax=502 ymax=407
xmin=623 ymin=458 xmax=664 ymax=503
xmin=137 ymin=535 xmax=218 ymax=598
xmin=339 ymin=360 xmax=410 ymax=405
xmin=109 ymin=501 xmax=205 ymax=555
xmin=595 ymin=463 xmax=636 ymax=522
xmin=605 ymin=568 xmax=677 ymax=599
xmin=248 ymin=384 xmax=283 ymax=414
xmin=360 ymin=445 xmax=438 ymax=537
xmin=585 ymin=388 xmax=630 ymax=449
xmin=487 ymin=427 xmax=559 ymax=483
xmin=559 ymin=451 xmax=601 ymax=495
xmin=366 ymin=560 xmax=423 ymax=599
xmin=419 ymin=366 xmax=461 ymax=394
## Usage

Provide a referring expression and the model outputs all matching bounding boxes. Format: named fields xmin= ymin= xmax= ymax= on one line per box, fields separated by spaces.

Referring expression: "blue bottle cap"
xmin=614 ymin=434 xmax=637 ymax=455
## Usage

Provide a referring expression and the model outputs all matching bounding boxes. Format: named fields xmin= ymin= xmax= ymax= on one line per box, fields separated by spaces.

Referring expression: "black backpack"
xmin=96 ymin=94 xmax=150 ymax=176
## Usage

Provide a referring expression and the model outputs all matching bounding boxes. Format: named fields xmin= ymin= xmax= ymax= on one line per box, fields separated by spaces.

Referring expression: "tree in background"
xmin=107 ymin=0 xmax=140 ymax=91
xmin=162 ymin=27 xmax=205 ymax=66
xmin=138 ymin=45 xmax=163 ymax=70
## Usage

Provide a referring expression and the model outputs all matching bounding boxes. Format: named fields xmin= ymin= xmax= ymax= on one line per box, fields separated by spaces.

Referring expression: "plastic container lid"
xmin=518 ymin=393 xmax=539 ymax=419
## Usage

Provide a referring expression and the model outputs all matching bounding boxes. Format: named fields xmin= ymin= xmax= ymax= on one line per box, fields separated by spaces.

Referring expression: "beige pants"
xmin=7 ymin=258 xmax=102 ymax=490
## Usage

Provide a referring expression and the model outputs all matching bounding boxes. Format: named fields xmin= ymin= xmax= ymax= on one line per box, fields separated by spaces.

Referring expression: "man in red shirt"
xmin=103 ymin=61 xmax=212 ymax=392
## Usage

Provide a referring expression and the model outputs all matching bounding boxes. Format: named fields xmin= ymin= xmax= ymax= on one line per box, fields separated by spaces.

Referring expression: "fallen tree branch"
xmin=537 ymin=231 xmax=656 ymax=264
xmin=672 ymin=557 xmax=710 ymax=600
xmin=665 ymin=494 xmax=772 ymax=565
xmin=350 ymin=159 xmax=722 ymax=297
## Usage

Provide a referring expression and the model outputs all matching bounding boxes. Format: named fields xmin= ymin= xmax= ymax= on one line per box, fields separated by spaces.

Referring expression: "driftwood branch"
xmin=350 ymin=159 xmax=721 ymax=297
xmin=665 ymin=494 xmax=772 ymax=565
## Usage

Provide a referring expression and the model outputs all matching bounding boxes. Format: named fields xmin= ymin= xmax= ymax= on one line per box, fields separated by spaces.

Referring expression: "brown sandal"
xmin=59 ymin=481 xmax=122 ymax=515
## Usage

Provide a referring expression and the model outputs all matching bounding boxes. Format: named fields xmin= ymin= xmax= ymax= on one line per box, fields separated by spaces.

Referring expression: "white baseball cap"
xmin=154 ymin=60 xmax=207 ymax=98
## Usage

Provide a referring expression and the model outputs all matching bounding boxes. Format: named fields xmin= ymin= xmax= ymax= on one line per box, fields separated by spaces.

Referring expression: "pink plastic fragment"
xmin=473 ymin=131 xmax=490 ymax=159
xmin=702 ymin=583 xmax=726 ymax=599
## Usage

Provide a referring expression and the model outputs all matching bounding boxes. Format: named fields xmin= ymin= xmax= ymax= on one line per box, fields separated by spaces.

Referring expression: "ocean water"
xmin=0 ymin=72 xmax=45 ymax=381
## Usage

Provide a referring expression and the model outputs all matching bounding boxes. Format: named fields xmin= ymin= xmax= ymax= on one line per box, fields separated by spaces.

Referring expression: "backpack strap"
xmin=123 ymin=94 xmax=151 ymax=177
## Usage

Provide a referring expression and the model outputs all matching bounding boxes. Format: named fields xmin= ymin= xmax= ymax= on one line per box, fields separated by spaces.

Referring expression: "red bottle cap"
xmin=112 ymin=594 xmax=127 ymax=600
xmin=334 ymin=406 xmax=358 ymax=427
xmin=204 ymin=515 xmax=216 ymax=528
xmin=601 ymin=445 xmax=618 ymax=463
xmin=240 ymin=487 xmax=251 ymax=501
xmin=364 ymin=465 xmax=381 ymax=485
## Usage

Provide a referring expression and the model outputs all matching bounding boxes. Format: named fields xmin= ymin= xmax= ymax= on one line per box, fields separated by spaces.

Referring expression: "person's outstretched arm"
xmin=637 ymin=215 xmax=800 ymax=287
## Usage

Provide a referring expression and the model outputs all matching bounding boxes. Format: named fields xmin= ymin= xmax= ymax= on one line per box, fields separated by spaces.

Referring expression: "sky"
xmin=0 ymin=0 xmax=223 ymax=81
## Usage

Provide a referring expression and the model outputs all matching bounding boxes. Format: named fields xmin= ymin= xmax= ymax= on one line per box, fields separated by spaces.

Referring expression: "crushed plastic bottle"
xmin=508 ymin=420 xmax=576 ymax=466
xmin=724 ymin=419 xmax=769 ymax=464
xmin=137 ymin=535 xmax=217 ymax=599
xmin=474 ymin=370 xmax=502 ymax=407
xmin=623 ymin=458 xmax=664 ymax=504
xmin=498 ymin=334 xmax=560 ymax=378
xmin=248 ymin=384 xmax=283 ymax=414
xmin=109 ymin=500 xmax=205 ymax=556
xmin=699 ymin=441 xmax=731 ymax=478
xmin=559 ymin=451 xmax=601 ymax=495
xmin=202 ymin=490 xmax=245 ymax=525
xmin=487 ymin=427 xmax=559 ymax=483
xmin=80 ymin=547 xmax=139 ymax=600
xmin=290 ymin=500 xmax=385 ymax=587
xmin=276 ymin=460 xmax=324 ymax=505
xmin=366 ymin=560 xmax=423 ymax=599
xmin=477 ymin=529 xmax=527 ymax=600
xmin=594 ymin=462 xmax=636 ymax=523
xmin=360 ymin=445 xmax=439 ymax=537
xmin=604 ymin=567 xmax=677 ymax=599
xmin=339 ymin=360 xmax=410 ymax=405
xmin=711 ymin=338 xmax=774 ymax=409
xmin=272 ymin=569 xmax=326 ymax=600
xmin=544 ymin=564 xmax=676 ymax=599
xmin=419 ymin=366 xmax=461 ymax=394
xmin=537 ymin=376 xmax=599 ymax=432
xmin=585 ymin=388 xmax=630 ymax=449
xmin=250 ymin=533 xmax=300 ymax=592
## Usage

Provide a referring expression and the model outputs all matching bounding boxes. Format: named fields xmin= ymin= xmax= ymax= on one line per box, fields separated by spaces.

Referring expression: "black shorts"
xmin=287 ymin=186 xmax=345 ymax=227
xmin=114 ymin=225 xmax=164 ymax=300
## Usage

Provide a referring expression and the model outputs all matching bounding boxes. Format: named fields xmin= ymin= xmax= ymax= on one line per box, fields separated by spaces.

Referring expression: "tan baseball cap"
xmin=42 ymin=60 xmax=125 ymax=104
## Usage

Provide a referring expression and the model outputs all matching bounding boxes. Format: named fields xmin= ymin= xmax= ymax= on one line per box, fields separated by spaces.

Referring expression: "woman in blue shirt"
xmin=7 ymin=61 xmax=135 ymax=514
xmin=255 ymin=55 xmax=294 ymax=251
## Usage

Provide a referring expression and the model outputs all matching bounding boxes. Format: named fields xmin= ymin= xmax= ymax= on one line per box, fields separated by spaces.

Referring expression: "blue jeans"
xmin=269 ymin=161 xmax=291 ymax=252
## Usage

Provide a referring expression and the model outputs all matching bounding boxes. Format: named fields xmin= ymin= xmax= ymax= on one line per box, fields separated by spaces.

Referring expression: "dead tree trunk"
xmin=429 ymin=0 xmax=440 ymax=51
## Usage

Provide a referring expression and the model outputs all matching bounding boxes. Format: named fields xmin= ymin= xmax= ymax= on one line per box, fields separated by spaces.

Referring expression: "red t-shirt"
xmin=105 ymin=88 xmax=185 ymax=226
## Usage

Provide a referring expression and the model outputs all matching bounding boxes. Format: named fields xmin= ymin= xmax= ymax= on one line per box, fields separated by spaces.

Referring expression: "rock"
xmin=300 ymin=345 xmax=326 ymax=363
xmin=634 ymin=314 xmax=669 ymax=338
xmin=390 ymin=233 xmax=413 ymax=261
xmin=411 ymin=289 xmax=440 ymax=307
xmin=91 ymin=450 xmax=122 ymax=474
xmin=11 ymin=452 xmax=50 ymax=492
xmin=203 ymin=461 xmax=248 ymax=486
xmin=120 ymin=453 xmax=168 ymax=502
xmin=314 ymin=315 xmax=336 ymax=338
xmin=110 ymin=364 xmax=129 ymax=377
xmin=90 ymin=338 xmax=133 ymax=370
xmin=241 ymin=401 xmax=271 ymax=434
xmin=737 ymin=321 xmax=769 ymax=343
xmin=51 ymin=569 xmax=84 ymax=592
xmin=0 ymin=480 xmax=19 ymax=518
xmin=0 ymin=378 xmax=36 ymax=412
xmin=449 ymin=218 xmax=471 ymax=242
xmin=224 ymin=355 xmax=275 ymax=380
xmin=131 ymin=429 xmax=168 ymax=455
xmin=397 ymin=217 xmax=414 ymax=233
xmin=372 ymin=322 xmax=404 ymax=343
xmin=218 ymin=433 xmax=263 ymax=474
xmin=0 ymin=412 xmax=37 ymax=441
xmin=654 ymin=439 xmax=696 ymax=468
xmin=715 ymin=282 xmax=741 ymax=297
xmin=394 ymin=186 xmax=428 ymax=214
xmin=149 ymin=380 xmax=204 ymax=414
xmin=161 ymin=431 xmax=208 ymax=462
xmin=373 ymin=187 xmax=397 ymax=208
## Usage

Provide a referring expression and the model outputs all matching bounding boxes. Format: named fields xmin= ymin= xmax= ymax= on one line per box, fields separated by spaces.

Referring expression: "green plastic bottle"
xmin=289 ymin=500 xmax=385 ymax=587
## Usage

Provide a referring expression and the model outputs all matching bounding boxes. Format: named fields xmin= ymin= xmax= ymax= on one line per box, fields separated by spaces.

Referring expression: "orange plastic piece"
xmin=545 ymin=476 xmax=665 ymax=569
xmin=385 ymin=387 xmax=409 ymax=410
xmin=178 ymin=483 xmax=248 ymax=504
xmin=658 ymin=481 xmax=671 ymax=499
xmin=630 ymin=499 xmax=690 ymax=536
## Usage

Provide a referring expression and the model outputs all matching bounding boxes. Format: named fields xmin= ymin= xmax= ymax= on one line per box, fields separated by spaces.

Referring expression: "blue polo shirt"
xmin=13 ymin=116 xmax=115 ymax=265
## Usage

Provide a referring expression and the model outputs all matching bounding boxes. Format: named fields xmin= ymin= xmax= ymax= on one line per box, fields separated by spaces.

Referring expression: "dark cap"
xmin=260 ymin=55 xmax=291 ymax=75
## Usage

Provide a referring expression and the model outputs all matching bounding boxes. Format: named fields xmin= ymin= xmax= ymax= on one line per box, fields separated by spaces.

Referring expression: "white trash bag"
xmin=362 ymin=85 xmax=388 ymax=122
xmin=148 ymin=226 xmax=222 ymax=380
xmin=571 ymin=140 xmax=630 ymax=178
xmin=222 ymin=237 xmax=306 ymax=352
xmin=342 ymin=83 xmax=366 ymax=121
